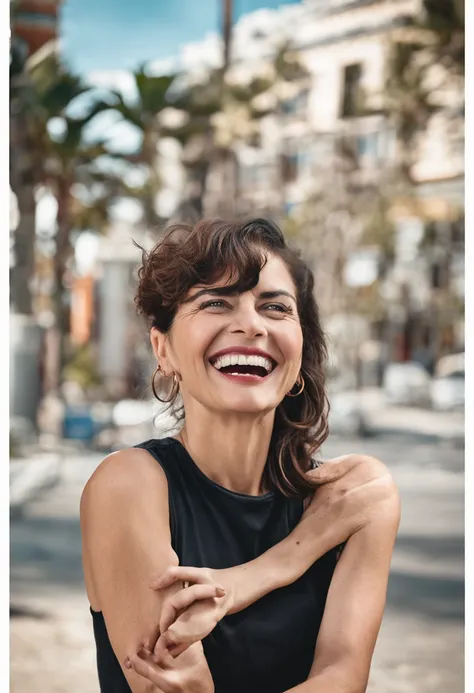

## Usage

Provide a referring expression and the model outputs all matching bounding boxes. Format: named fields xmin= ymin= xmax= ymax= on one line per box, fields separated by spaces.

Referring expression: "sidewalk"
xmin=9 ymin=438 xmax=88 ymax=512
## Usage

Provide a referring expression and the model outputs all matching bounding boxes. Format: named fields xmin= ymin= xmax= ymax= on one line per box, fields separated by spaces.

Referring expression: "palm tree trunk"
xmin=11 ymin=185 xmax=36 ymax=315
xmin=222 ymin=0 xmax=233 ymax=73
xmin=10 ymin=110 xmax=36 ymax=315
xmin=49 ymin=182 xmax=73 ymax=390
xmin=215 ymin=0 xmax=238 ymax=218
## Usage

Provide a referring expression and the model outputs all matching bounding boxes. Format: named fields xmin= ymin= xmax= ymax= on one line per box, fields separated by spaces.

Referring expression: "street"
xmin=10 ymin=435 xmax=464 ymax=693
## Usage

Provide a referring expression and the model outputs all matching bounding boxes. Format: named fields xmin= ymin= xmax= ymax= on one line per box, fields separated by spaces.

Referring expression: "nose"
xmin=230 ymin=301 xmax=268 ymax=338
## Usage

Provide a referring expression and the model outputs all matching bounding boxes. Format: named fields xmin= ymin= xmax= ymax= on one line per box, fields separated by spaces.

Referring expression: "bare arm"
xmin=80 ymin=448 xmax=214 ymax=693
xmin=284 ymin=477 xmax=401 ymax=693
xmin=225 ymin=453 xmax=396 ymax=612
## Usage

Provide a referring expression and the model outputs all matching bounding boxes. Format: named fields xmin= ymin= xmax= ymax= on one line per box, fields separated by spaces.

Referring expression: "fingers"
xmin=307 ymin=456 xmax=357 ymax=484
xmin=141 ymin=621 xmax=161 ymax=654
xmin=125 ymin=651 xmax=173 ymax=691
xmin=160 ymin=583 xmax=225 ymax=635
xmin=155 ymin=629 xmax=187 ymax=659
xmin=150 ymin=565 xmax=221 ymax=591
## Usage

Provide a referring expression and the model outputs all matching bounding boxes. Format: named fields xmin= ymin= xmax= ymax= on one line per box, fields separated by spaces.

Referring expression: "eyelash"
xmin=200 ymin=300 xmax=293 ymax=315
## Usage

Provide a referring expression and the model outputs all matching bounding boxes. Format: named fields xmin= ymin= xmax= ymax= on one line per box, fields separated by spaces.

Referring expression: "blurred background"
xmin=9 ymin=0 xmax=464 ymax=691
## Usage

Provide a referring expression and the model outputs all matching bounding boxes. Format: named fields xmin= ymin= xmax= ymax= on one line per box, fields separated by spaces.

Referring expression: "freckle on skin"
xmin=296 ymin=541 xmax=300 ymax=545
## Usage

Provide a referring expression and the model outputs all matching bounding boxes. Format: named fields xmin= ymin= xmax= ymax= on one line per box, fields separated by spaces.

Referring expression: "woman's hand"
xmin=304 ymin=454 xmax=396 ymax=540
xmin=263 ymin=454 xmax=398 ymax=588
xmin=125 ymin=640 xmax=214 ymax=693
xmin=145 ymin=566 xmax=234 ymax=659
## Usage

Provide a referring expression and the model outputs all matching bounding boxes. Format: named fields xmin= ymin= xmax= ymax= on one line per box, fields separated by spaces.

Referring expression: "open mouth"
xmin=209 ymin=353 xmax=277 ymax=379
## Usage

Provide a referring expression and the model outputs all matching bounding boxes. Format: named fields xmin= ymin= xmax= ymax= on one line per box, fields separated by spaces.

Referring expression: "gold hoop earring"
xmin=286 ymin=373 xmax=305 ymax=397
xmin=151 ymin=365 xmax=180 ymax=403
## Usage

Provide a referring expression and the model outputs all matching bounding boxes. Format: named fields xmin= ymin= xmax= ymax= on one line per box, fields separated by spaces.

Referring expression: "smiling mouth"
xmin=209 ymin=354 xmax=277 ymax=379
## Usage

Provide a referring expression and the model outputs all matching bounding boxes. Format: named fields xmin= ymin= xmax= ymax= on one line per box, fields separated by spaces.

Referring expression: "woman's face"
xmin=151 ymin=252 xmax=303 ymax=415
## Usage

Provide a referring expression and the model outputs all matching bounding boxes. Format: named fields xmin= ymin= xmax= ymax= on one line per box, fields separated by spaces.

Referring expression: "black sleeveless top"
xmin=91 ymin=437 xmax=339 ymax=693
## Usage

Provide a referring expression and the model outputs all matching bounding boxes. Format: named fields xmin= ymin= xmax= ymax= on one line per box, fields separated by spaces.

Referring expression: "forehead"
xmin=198 ymin=252 xmax=295 ymax=292
xmin=256 ymin=253 xmax=295 ymax=289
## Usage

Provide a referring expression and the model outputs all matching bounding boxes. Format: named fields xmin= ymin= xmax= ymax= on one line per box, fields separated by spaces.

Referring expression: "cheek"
xmin=172 ymin=318 xmax=216 ymax=374
xmin=279 ymin=324 xmax=303 ymax=364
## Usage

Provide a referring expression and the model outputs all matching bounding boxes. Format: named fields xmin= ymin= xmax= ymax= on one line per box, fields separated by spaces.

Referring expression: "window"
xmin=341 ymin=63 xmax=363 ymax=118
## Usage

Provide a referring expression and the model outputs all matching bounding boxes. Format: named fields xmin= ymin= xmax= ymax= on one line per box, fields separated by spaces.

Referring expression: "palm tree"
xmin=87 ymin=66 xmax=176 ymax=230
xmin=9 ymin=46 xmax=94 ymax=316
xmin=420 ymin=0 xmax=464 ymax=75
xmin=11 ymin=48 xmax=123 ymax=387
xmin=383 ymin=40 xmax=437 ymax=185
xmin=169 ymin=39 xmax=308 ymax=221
xmin=44 ymin=119 xmax=116 ymax=341
xmin=9 ymin=34 xmax=42 ymax=315
xmin=383 ymin=0 xmax=464 ymax=184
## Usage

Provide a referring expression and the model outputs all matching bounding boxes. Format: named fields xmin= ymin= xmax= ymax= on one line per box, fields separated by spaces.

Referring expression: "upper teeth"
xmin=212 ymin=354 xmax=274 ymax=373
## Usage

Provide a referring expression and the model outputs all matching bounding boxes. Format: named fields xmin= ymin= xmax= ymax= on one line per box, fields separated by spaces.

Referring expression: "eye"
xmin=200 ymin=299 xmax=229 ymax=310
xmin=262 ymin=303 xmax=293 ymax=314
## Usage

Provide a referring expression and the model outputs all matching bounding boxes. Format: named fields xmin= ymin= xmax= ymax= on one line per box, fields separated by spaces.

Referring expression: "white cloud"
xmin=181 ymin=31 xmax=222 ymax=72
xmin=147 ymin=56 xmax=180 ymax=76
xmin=86 ymin=69 xmax=139 ymax=104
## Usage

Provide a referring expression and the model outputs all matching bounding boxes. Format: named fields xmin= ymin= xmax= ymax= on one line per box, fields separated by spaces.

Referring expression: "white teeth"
xmin=212 ymin=353 xmax=274 ymax=373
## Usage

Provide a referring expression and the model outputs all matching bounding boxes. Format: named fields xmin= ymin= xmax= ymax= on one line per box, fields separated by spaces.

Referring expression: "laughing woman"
xmin=80 ymin=219 xmax=399 ymax=693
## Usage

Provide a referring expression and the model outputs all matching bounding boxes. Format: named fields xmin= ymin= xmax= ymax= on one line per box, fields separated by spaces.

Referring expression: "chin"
xmin=218 ymin=391 xmax=281 ymax=416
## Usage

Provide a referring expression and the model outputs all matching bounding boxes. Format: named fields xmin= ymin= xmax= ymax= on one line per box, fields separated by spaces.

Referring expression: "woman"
xmin=81 ymin=218 xmax=400 ymax=693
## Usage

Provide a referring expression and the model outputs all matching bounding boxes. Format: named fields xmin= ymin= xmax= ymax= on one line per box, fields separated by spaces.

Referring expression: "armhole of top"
xmin=134 ymin=441 xmax=179 ymax=552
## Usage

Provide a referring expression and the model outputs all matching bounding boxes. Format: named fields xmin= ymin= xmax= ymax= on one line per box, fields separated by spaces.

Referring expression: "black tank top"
xmin=91 ymin=437 xmax=339 ymax=693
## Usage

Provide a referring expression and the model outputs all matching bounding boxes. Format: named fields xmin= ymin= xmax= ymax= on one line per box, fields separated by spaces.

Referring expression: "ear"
xmin=150 ymin=328 xmax=172 ymax=374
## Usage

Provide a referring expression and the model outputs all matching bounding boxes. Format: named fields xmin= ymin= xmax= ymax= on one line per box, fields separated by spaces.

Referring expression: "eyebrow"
xmin=183 ymin=287 xmax=297 ymax=304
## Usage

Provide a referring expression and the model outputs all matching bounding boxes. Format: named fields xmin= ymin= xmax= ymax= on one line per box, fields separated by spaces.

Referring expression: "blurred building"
xmin=94 ymin=222 xmax=154 ymax=399
xmin=233 ymin=0 xmax=463 ymax=215
xmin=11 ymin=0 xmax=63 ymax=58
xmin=161 ymin=0 xmax=464 ymax=373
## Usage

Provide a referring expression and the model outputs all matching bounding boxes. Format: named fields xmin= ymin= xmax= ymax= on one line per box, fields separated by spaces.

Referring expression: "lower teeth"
xmin=226 ymin=371 xmax=263 ymax=377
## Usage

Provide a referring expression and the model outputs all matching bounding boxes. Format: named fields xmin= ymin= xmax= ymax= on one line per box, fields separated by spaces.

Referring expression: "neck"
xmin=177 ymin=406 xmax=275 ymax=496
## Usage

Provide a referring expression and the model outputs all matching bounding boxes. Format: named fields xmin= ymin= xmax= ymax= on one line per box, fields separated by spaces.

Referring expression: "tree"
xmin=420 ymin=0 xmax=464 ymax=76
xmin=87 ymin=66 xmax=176 ymax=230
xmin=9 ymin=34 xmax=44 ymax=315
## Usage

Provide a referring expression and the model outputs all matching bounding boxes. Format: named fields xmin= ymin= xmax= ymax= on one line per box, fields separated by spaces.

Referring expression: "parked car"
xmin=383 ymin=361 xmax=432 ymax=407
xmin=431 ymin=353 xmax=464 ymax=411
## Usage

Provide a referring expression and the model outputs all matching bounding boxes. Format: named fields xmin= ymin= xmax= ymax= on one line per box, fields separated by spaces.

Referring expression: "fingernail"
xmin=124 ymin=657 xmax=131 ymax=669
xmin=216 ymin=586 xmax=226 ymax=596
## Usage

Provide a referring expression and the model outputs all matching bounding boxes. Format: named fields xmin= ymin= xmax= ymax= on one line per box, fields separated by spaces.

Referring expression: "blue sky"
xmin=61 ymin=0 xmax=301 ymax=73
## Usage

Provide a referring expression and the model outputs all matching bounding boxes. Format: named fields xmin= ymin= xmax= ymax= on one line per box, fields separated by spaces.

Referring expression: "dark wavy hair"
xmin=135 ymin=218 xmax=329 ymax=497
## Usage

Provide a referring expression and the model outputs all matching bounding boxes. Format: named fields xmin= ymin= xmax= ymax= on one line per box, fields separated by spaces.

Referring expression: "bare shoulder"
xmin=81 ymin=446 xmax=168 ymax=516
xmin=313 ymin=452 xmax=400 ymax=523
xmin=80 ymin=446 xmax=173 ymax=559
xmin=330 ymin=452 xmax=396 ymax=484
